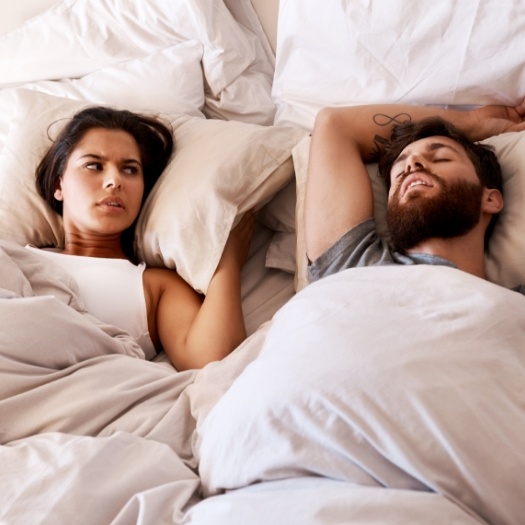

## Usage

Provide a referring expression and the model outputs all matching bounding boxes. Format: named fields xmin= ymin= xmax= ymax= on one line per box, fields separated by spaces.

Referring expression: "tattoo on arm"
xmin=370 ymin=112 xmax=412 ymax=160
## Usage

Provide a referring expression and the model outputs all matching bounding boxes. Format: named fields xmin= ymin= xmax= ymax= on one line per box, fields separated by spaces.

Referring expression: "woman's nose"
xmin=104 ymin=168 xmax=122 ymax=189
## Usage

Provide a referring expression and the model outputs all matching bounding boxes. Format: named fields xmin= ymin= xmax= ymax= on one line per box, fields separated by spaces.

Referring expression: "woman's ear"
xmin=482 ymin=188 xmax=504 ymax=214
xmin=54 ymin=183 xmax=63 ymax=202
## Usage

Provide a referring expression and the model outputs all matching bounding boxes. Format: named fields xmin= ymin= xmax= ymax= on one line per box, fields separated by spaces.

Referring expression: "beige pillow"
xmin=293 ymin=131 xmax=525 ymax=291
xmin=0 ymin=89 xmax=307 ymax=294
xmin=136 ymin=115 xmax=308 ymax=293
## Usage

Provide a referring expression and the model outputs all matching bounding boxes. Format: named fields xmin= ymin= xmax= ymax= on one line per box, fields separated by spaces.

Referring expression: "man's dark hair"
xmin=377 ymin=116 xmax=503 ymax=245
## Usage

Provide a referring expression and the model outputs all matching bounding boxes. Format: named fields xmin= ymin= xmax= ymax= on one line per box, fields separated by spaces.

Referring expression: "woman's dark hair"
xmin=36 ymin=106 xmax=174 ymax=261
xmin=377 ymin=116 xmax=503 ymax=246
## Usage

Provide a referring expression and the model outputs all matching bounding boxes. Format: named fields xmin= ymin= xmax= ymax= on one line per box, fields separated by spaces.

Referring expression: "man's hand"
xmin=470 ymin=98 xmax=525 ymax=140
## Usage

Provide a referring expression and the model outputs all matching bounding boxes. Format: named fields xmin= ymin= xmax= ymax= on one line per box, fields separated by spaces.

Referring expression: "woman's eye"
xmin=85 ymin=162 xmax=102 ymax=171
xmin=123 ymin=166 xmax=139 ymax=175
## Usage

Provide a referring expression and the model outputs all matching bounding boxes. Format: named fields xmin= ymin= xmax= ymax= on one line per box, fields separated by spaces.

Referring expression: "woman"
xmin=32 ymin=106 xmax=255 ymax=371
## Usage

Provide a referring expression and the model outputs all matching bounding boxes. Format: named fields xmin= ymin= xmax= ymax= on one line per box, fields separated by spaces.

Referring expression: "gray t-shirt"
xmin=308 ymin=218 xmax=525 ymax=296
xmin=308 ymin=218 xmax=455 ymax=282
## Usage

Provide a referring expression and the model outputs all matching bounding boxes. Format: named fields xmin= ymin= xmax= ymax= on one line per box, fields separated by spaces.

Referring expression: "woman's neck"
xmin=62 ymin=232 xmax=127 ymax=259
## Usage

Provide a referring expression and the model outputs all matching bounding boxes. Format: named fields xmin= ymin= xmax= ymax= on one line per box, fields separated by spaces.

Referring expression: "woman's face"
xmin=55 ymin=128 xmax=144 ymax=238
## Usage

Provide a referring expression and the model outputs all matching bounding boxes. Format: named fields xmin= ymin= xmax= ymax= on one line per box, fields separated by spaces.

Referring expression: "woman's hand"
xmin=219 ymin=209 xmax=257 ymax=271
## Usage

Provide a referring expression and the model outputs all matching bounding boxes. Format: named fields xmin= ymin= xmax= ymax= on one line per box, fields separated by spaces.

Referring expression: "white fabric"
xmin=20 ymin=41 xmax=206 ymax=117
xmin=0 ymin=233 xmax=501 ymax=525
xmin=273 ymin=0 xmax=525 ymax=130
xmin=197 ymin=265 xmax=525 ymax=525
xmin=186 ymin=477 xmax=482 ymax=525
xmin=1 ymin=432 xmax=200 ymax=525
xmin=483 ymin=131 xmax=525 ymax=288
xmin=0 ymin=0 xmax=276 ymax=124
xmin=25 ymin=246 xmax=156 ymax=360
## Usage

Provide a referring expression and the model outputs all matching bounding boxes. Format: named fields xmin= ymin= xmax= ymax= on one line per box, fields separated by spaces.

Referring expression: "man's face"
xmin=386 ymin=136 xmax=484 ymax=251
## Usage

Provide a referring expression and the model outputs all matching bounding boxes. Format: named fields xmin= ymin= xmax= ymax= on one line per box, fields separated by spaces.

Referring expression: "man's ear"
xmin=482 ymin=188 xmax=504 ymax=214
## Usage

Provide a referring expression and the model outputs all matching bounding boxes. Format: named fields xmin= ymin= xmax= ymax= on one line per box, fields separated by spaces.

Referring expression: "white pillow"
xmin=484 ymin=131 xmax=525 ymax=288
xmin=21 ymin=42 xmax=206 ymax=117
xmin=136 ymin=114 xmax=308 ymax=293
xmin=0 ymin=89 xmax=307 ymax=294
xmin=273 ymin=0 xmax=525 ymax=130
xmin=0 ymin=0 xmax=276 ymax=124
xmin=292 ymin=131 xmax=525 ymax=291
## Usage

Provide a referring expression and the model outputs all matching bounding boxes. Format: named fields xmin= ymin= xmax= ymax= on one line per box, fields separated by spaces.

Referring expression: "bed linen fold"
xmin=0 ymin=240 xmax=198 ymax=457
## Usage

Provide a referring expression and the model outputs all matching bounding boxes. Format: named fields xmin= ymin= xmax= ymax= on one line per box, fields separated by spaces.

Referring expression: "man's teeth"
xmin=408 ymin=181 xmax=428 ymax=189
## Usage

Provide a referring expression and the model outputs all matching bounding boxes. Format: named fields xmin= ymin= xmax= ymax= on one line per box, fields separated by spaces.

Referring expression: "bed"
xmin=1 ymin=1 xmax=525 ymax=524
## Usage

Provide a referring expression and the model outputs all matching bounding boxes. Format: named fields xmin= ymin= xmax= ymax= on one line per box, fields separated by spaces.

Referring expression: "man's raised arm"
xmin=304 ymin=102 xmax=525 ymax=262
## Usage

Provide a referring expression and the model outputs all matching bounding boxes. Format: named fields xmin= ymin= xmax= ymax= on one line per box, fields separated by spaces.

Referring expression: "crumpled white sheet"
xmin=273 ymin=0 xmax=525 ymax=129
xmin=0 ymin=0 xmax=276 ymax=124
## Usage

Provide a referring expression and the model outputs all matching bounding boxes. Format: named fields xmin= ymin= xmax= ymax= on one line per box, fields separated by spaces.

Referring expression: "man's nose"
xmin=405 ymin=153 xmax=425 ymax=172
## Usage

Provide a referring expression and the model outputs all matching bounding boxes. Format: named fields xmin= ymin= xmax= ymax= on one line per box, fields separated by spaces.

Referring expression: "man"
xmin=305 ymin=102 xmax=525 ymax=284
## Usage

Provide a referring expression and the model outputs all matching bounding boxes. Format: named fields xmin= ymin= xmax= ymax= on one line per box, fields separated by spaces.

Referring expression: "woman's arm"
xmin=150 ymin=211 xmax=255 ymax=371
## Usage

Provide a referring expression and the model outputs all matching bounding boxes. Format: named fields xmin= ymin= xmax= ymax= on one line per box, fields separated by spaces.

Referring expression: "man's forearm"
xmin=318 ymin=104 xmax=474 ymax=163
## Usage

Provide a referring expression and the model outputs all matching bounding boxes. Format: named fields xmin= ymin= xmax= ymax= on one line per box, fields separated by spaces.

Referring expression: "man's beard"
xmin=386 ymin=172 xmax=484 ymax=252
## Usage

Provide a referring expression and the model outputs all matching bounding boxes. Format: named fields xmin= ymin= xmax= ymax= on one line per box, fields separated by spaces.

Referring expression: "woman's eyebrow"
xmin=76 ymin=153 xmax=142 ymax=166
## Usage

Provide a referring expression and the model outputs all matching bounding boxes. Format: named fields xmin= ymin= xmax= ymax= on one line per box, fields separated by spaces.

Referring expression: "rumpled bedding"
xmin=2 ymin=241 xmax=525 ymax=524
xmin=0 ymin=0 xmax=276 ymax=124
xmin=0 ymin=241 xmax=197 ymax=454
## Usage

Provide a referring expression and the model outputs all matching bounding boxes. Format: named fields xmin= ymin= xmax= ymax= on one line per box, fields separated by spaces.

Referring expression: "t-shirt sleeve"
xmin=307 ymin=218 xmax=395 ymax=282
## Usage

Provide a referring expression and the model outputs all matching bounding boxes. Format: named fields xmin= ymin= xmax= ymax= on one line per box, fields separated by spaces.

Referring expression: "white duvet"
xmin=197 ymin=265 xmax=525 ymax=525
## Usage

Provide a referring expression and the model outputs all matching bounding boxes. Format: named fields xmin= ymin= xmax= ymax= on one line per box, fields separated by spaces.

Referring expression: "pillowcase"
xmin=484 ymin=131 xmax=525 ymax=288
xmin=136 ymin=114 xmax=308 ymax=293
xmin=0 ymin=90 xmax=80 ymax=249
xmin=292 ymin=131 xmax=525 ymax=291
xmin=0 ymin=0 xmax=276 ymax=124
xmin=257 ymin=179 xmax=296 ymax=234
xmin=0 ymin=89 xmax=308 ymax=294
xmin=22 ymin=41 xmax=206 ymax=117
xmin=273 ymin=0 xmax=525 ymax=130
